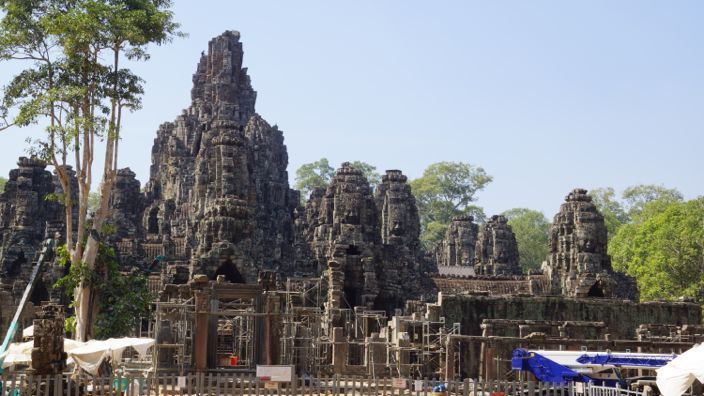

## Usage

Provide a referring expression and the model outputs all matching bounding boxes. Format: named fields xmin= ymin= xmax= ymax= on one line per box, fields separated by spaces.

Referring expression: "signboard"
xmin=392 ymin=378 xmax=407 ymax=389
xmin=256 ymin=365 xmax=294 ymax=382
xmin=264 ymin=381 xmax=280 ymax=390
xmin=414 ymin=380 xmax=424 ymax=392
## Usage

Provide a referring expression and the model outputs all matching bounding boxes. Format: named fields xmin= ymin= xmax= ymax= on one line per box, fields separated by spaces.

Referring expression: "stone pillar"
xmin=194 ymin=290 xmax=210 ymax=371
xmin=262 ymin=292 xmax=281 ymax=365
xmin=28 ymin=303 xmax=66 ymax=375
xmin=331 ymin=327 xmax=347 ymax=375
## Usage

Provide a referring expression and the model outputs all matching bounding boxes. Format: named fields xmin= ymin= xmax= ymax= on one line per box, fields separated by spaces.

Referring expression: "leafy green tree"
xmin=54 ymin=243 xmax=152 ymax=338
xmin=294 ymin=159 xmax=381 ymax=203
xmin=622 ymin=184 xmax=683 ymax=218
xmin=348 ymin=160 xmax=381 ymax=186
xmin=0 ymin=0 xmax=180 ymax=340
xmin=502 ymin=208 xmax=550 ymax=272
xmin=0 ymin=177 xmax=7 ymax=192
xmin=589 ymin=187 xmax=629 ymax=237
xmin=294 ymin=158 xmax=335 ymax=201
xmin=610 ymin=198 xmax=704 ymax=303
xmin=410 ymin=162 xmax=491 ymax=249
xmin=589 ymin=185 xmax=683 ymax=238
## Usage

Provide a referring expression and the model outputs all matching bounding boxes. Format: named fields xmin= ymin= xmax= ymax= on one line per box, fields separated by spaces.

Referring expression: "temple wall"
xmin=441 ymin=294 xmax=701 ymax=338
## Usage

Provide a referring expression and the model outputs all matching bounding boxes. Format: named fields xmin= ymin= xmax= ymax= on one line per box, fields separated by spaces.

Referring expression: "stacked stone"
xmin=106 ymin=168 xmax=146 ymax=269
xmin=374 ymin=170 xmax=423 ymax=308
xmin=298 ymin=165 xmax=425 ymax=310
xmin=133 ymin=31 xmax=297 ymax=283
xmin=435 ymin=216 xmax=479 ymax=267
xmin=0 ymin=158 xmax=70 ymax=330
xmin=375 ymin=170 xmax=420 ymax=247
xmin=474 ymin=215 xmax=521 ymax=276
xmin=542 ymin=188 xmax=638 ymax=299
xmin=312 ymin=163 xmax=379 ymax=308
xmin=28 ymin=303 xmax=66 ymax=375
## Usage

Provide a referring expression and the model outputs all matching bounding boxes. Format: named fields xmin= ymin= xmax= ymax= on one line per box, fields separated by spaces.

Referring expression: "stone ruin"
xmin=435 ymin=216 xmax=478 ymax=268
xmin=474 ymin=215 xmax=521 ymax=276
xmin=541 ymin=188 xmax=638 ymax=299
xmin=301 ymin=165 xmax=425 ymax=310
xmin=0 ymin=32 xmax=646 ymax=321
xmin=28 ymin=303 xmax=66 ymax=375
xmin=112 ymin=30 xmax=298 ymax=284
xmin=0 ymin=158 xmax=73 ymax=331
xmin=0 ymin=33 xmax=682 ymax=374
xmin=434 ymin=214 xmax=521 ymax=276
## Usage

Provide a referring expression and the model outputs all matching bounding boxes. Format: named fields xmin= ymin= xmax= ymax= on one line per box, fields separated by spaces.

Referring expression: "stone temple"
xmin=0 ymin=31 xmax=699 ymax=381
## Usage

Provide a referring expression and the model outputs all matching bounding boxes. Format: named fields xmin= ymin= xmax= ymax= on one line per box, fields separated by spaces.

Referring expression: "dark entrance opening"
xmin=6 ymin=252 xmax=26 ymax=277
xmin=587 ymin=282 xmax=605 ymax=298
xmin=343 ymin=286 xmax=359 ymax=309
xmin=345 ymin=245 xmax=360 ymax=256
xmin=214 ymin=260 xmax=245 ymax=283
xmin=30 ymin=279 xmax=49 ymax=305
xmin=147 ymin=207 xmax=160 ymax=234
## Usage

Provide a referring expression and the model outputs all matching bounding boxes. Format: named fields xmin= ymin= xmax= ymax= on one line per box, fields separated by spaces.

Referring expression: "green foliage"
xmin=589 ymin=187 xmax=629 ymax=238
xmin=589 ymin=184 xmax=683 ymax=238
xmin=294 ymin=158 xmax=381 ymax=203
xmin=622 ymin=185 xmax=683 ymax=218
xmin=54 ymin=242 xmax=152 ymax=338
xmin=410 ymin=161 xmax=491 ymax=249
xmin=0 ymin=176 xmax=6 ymax=192
xmin=502 ymin=208 xmax=550 ymax=272
xmin=294 ymin=158 xmax=335 ymax=202
xmin=610 ymin=198 xmax=704 ymax=303
xmin=0 ymin=0 xmax=182 ymax=137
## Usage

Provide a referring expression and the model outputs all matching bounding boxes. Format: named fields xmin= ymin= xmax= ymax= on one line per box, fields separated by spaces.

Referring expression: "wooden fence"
xmin=2 ymin=372 xmax=650 ymax=396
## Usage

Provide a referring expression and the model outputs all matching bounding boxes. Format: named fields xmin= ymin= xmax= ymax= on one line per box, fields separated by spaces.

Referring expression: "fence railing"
xmin=3 ymin=372 xmax=651 ymax=396
xmin=574 ymin=382 xmax=647 ymax=396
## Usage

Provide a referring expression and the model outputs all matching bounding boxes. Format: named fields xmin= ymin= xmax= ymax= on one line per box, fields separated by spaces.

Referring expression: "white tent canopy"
xmin=0 ymin=337 xmax=154 ymax=375
xmin=0 ymin=339 xmax=83 ymax=368
xmin=656 ymin=343 xmax=704 ymax=396
xmin=21 ymin=325 xmax=33 ymax=339
xmin=67 ymin=337 xmax=154 ymax=375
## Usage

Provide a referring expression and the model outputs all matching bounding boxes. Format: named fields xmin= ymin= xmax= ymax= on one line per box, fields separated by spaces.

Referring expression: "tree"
xmin=409 ymin=161 xmax=492 ymax=249
xmin=622 ymin=184 xmax=683 ymax=218
xmin=294 ymin=158 xmax=334 ymax=201
xmin=0 ymin=0 xmax=180 ymax=340
xmin=0 ymin=176 xmax=6 ymax=192
xmin=589 ymin=187 xmax=629 ymax=237
xmin=294 ymin=158 xmax=381 ymax=203
xmin=589 ymin=185 xmax=683 ymax=238
xmin=610 ymin=198 xmax=704 ymax=303
xmin=54 ymin=242 xmax=152 ymax=338
xmin=502 ymin=208 xmax=550 ymax=272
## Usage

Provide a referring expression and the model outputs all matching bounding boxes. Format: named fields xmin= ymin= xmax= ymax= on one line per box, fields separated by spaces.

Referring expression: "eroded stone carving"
xmin=474 ymin=215 xmax=521 ymax=276
xmin=435 ymin=216 xmax=478 ymax=267
xmin=542 ymin=188 xmax=637 ymax=299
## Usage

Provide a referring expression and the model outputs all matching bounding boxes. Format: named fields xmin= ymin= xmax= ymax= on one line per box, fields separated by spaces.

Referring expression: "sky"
xmin=0 ymin=1 xmax=702 ymax=217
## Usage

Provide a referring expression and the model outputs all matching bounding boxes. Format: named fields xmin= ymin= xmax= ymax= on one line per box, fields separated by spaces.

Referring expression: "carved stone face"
xmin=575 ymin=228 xmax=598 ymax=253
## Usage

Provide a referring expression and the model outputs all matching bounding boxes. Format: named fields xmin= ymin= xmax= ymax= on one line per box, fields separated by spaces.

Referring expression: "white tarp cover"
xmin=67 ymin=337 xmax=154 ymax=376
xmin=656 ymin=343 xmax=704 ymax=396
xmin=0 ymin=339 xmax=83 ymax=368
xmin=21 ymin=325 xmax=33 ymax=339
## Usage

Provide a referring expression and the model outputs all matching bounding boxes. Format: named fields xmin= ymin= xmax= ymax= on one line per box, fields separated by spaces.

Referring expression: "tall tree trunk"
xmin=74 ymin=46 xmax=121 ymax=341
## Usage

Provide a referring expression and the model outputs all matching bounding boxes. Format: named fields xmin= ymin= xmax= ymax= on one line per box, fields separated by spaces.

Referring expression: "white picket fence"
xmin=2 ymin=373 xmax=676 ymax=396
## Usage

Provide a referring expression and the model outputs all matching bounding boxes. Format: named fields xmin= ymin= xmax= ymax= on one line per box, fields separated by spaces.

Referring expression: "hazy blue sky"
xmin=0 ymin=1 xmax=702 ymax=217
